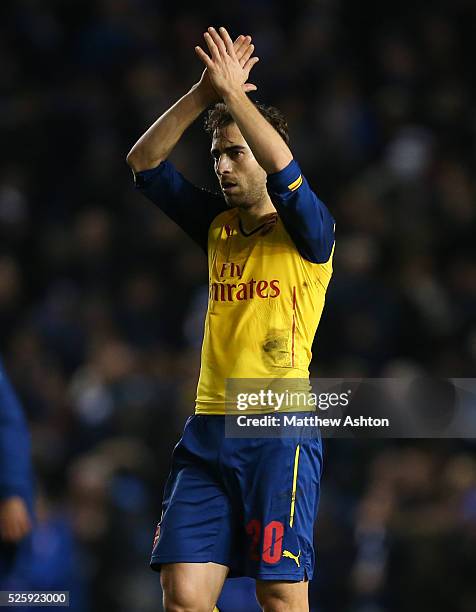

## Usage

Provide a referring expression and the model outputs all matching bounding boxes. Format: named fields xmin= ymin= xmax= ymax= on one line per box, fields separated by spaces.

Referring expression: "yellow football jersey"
xmin=135 ymin=158 xmax=335 ymax=415
xmin=196 ymin=208 xmax=333 ymax=414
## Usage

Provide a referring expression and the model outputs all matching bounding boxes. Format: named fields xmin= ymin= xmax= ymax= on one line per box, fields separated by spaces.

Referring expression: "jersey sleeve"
xmin=0 ymin=359 xmax=33 ymax=501
xmin=267 ymin=159 xmax=335 ymax=264
xmin=133 ymin=160 xmax=227 ymax=252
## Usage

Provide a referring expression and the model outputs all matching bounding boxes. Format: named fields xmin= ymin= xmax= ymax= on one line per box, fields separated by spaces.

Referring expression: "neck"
xmin=238 ymin=193 xmax=276 ymax=234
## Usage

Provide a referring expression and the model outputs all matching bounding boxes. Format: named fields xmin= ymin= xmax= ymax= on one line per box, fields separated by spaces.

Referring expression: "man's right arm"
xmin=126 ymin=84 xmax=215 ymax=173
xmin=125 ymin=77 xmax=230 ymax=252
xmin=126 ymin=36 xmax=258 ymax=251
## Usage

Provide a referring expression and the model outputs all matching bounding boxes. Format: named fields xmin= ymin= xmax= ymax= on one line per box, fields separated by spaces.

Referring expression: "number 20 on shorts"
xmin=246 ymin=519 xmax=285 ymax=564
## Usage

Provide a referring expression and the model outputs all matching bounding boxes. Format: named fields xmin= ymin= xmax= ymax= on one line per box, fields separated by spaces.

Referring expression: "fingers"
xmin=218 ymin=26 xmax=236 ymax=57
xmin=233 ymin=34 xmax=245 ymax=53
xmin=206 ymin=27 xmax=227 ymax=59
xmin=195 ymin=45 xmax=213 ymax=69
xmin=206 ymin=26 xmax=246 ymax=61
xmin=235 ymin=35 xmax=251 ymax=61
xmin=197 ymin=26 xmax=258 ymax=94
xmin=239 ymin=42 xmax=255 ymax=67
xmin=203 ymin=31 xmax=220 ymax=63
xmin=243 ymin=56 xmax=260 ymax=74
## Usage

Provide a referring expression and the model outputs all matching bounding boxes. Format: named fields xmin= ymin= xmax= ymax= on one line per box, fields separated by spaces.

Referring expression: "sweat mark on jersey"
xmin=262 ymin=331 xmax=291 ymax=367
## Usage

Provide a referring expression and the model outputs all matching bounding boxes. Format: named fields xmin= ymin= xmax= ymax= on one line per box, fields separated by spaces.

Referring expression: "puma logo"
xmin=282 ymin=549 xmax=301 ymax=567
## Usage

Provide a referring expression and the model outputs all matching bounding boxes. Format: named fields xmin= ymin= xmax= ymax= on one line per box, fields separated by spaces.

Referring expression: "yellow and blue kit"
xmin=135 ymin=157 xmax=334 ymax=580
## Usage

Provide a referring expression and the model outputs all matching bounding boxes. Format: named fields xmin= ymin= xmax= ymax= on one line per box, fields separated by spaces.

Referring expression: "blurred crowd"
xmin=1 ymin=0 xmax=476 ymax=610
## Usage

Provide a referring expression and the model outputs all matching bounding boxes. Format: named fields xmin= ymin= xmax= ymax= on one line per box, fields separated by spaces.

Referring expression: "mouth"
xmin=221 ymin=181 xmax=238 ymax=193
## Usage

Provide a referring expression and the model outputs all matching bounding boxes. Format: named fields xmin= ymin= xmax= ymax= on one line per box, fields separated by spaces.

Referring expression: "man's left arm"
xmin=196 ymin=27 xmax=335 ymax=263
xmin=266 ymin=161 xmax=335 ymax=263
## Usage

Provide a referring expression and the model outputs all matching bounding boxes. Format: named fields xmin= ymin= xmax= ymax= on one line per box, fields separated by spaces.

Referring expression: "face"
xmin=211 ymin=123 xmax=268 ymax=208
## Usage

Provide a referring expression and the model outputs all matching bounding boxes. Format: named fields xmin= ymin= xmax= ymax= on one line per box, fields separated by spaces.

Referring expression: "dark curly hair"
xmin=204 ymin=101 xmax=289 ymax=145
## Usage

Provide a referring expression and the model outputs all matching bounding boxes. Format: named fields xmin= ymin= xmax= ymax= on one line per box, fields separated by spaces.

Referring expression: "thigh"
xmin=161 ymin=562 xmax=228 ymax=612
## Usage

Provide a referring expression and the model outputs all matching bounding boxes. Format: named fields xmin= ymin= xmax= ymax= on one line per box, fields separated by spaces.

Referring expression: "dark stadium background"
xmin=1 ymin=0 xmax=476 ymax=610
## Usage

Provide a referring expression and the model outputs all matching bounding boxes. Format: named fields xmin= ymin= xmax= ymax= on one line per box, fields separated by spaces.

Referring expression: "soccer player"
xmin=127 ymin=27 xmax=335 ymax=612
xmin=0 ymin=356 xmax=34 ymax=584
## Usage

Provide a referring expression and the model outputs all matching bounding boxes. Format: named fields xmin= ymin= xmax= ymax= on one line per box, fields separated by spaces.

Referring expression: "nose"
xmin=216 ymin=154 xmax=232 ymax=175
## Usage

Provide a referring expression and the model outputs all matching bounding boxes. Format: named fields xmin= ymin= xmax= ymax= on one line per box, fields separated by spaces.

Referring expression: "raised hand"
xmin=195 ymin=27 xmax=259 ymax=101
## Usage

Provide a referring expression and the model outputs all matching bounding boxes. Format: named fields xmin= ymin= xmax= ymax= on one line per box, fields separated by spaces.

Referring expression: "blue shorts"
xmin=150 ymin=414 xmax=323 ymax=581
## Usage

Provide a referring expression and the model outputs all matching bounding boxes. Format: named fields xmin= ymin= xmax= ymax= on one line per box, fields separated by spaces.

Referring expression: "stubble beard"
xmin=224 ymin=183 xmax=268 ymax=210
